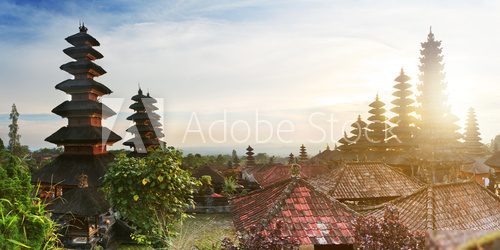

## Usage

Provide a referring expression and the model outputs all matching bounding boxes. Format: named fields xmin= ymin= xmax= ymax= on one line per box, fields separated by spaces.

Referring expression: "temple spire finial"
xmin=138 ymin=83 xmax=143 ymax=95
xmin=400 ymin=67 xmax=405 ymax=75
xmin=79 ymin=21 xmax=88 ymax=33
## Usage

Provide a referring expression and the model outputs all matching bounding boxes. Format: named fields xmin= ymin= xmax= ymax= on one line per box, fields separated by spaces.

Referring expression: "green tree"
xmin=8 ymin=104 xmax=21 ymax=155
xmin=254 ymin=153 xmax=269 ymax=164
xmin=103 ymin=147 xmax=200 ymax=247
xmin=0 ymin=149 xmax=59 ymax=249
xmin=231 ymin=150 xmax=240 ymax=166
xmin=0 ymin=138 xmax=4 ymax=150
xmin=222 ymin=177 xmax=238 ymax=197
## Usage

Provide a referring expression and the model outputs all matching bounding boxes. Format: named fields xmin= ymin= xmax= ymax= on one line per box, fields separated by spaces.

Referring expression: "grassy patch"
xmin=171 ymin=213 xmax=235 ymax=250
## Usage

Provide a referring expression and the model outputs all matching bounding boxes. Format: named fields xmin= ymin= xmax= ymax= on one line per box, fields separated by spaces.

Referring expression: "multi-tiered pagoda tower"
xmin=246 ymin=145 xmax=256 ymax=166
xmin=34 ymin=24 xmax=121 ymax=192
xmin=124 ymin=88 xmax=164 ymax=156
xmin=389 ymin=69 xmax=417 ymax=146
xmin=463 ymin=108 xmax=484 ymax=157
xmin=367 ymin=94 xmax=389 ymax=148
xmin=417 ymin=29 xmax=460 ymax=149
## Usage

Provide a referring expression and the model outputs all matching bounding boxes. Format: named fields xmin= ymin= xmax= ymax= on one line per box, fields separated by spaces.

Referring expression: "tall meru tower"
xmin=34 ymin=24 xmax=121 ymax=192
xmin=417 ymin=28 xmax=460 ymax=150
xmin=124 ymin=88 xmax=165 ymax=156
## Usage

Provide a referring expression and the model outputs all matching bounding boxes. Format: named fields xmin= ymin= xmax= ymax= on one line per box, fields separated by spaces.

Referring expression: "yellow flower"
xmin=157 ymin=176 xmax=164 ymax=182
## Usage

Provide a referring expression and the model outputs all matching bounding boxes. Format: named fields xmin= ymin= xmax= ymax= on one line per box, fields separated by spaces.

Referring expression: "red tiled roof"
xmin=364 ymin=181 xmax=500 ymax=231
xmin=309 ymin=161 xmax=422 ymax=201
xmin=230 ymin=178 xmax=357 ymax=245
xmin=245 ymin=164 xmax=328 ymax=188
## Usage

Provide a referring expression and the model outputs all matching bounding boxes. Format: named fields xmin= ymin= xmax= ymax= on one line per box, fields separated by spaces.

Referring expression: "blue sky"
xmin=0 ymin=0 xmax=499 ymax=155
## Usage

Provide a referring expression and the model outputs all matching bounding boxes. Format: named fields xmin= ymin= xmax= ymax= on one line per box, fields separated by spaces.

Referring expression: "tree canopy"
xmin=103 ymin=147 xmax=200 ymax=247
xmin=0 ymin=149 xmax=58 ymax=249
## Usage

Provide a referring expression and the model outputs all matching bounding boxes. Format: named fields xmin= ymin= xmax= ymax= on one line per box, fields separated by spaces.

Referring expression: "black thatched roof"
xmin=47 ymin=187 xmax=109 ymax=216
xmin=126 ymin=112 xmax=160 ymax=121
xmin=123 ymin=137 xmax=163 ymax=147
xmin=55 ymin=79 xmax=112 ymax=95
xmin=65 ymin=32 xmax=100 ymax=47
xmin=33 ymin=154 xmax=114 ymax=186
xmin=60 ymin=60 xmax=106 ymax=77
xmin=125 ymin=124 xmax=162 ymax=133
xmin=192 ymin=165 xmax=225 ymax=184
xmin=63 ymin=46 xmax=103 ymax=60
xmin=46 ymin=126 xmax=121 ymax=145
xmin=129 ymin=102 xmax=159 ymax=112
xmin=52 ymin=100 xmax=116 ymax=118
xmin=131 ymin=93 xmax=148 ymax=102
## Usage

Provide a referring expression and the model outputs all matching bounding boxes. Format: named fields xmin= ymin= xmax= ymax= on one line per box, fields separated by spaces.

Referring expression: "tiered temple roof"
xmin=417 ymin=29 xmax=460 ymax=148
xmin=34 ymin=25 xmax=121 ymax=187
xmin=389 ymin=68 xmax=417 ymax=146
xmin=299 ymin=144 xmax=308 ymax=163
xmin=364 ymin=181 xmax=500 ymax=231
xmin=231 ymin=178 xmax=357 ymax=246
xmin=463 ymin=108 xmax=485 ymax=156
xmin=309 ymin=161 xmax=422 ymax=202
xmin=123 ymin=89 xmax=164 ymax=156
xmin=346 ymin=115 xmax=370 ymax=152
xmin=245 ymin=145 xmax=256 ymax=166
xmin=367 ymin=94 xmax=389 ymax=147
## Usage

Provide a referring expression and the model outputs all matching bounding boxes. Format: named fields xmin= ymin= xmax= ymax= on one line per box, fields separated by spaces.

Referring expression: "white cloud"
xmin=0 ymin=0 xmax=499 ymax=154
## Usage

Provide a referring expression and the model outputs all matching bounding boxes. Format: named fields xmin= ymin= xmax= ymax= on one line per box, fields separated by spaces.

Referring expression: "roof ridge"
xmin=258 ymin=178 xmax=299 ymax=229
xmin=356 ymin=185 xmax=429 ymax=212
xmin=229 ymin=177 xmax=291 ymax=202
xmin=431 ymin=179 xmax=473 ymax=188
xmin=330 ymin=162 xmax=348 ymax=194
xmin=425 ymin=185 xmax=435 ymax=230
xmin=297 ymin=178 xmax=359 ymax=216
xmin=471 ymin=180 xmax=500 ymax=203
xmin=383 ymin=162 xmax=422 ymax=186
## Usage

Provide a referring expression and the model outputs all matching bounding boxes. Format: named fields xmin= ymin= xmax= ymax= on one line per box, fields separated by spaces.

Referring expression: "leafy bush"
xmin=0 ymin=150 xmax=59 ymax=249
xmin=103 ymin=148 xmax=200 ymax=248
xmin=222 ymin=177 xmax=238 ymax=196
xmin=221 ymin=220 xmax=300 ymax=250
xmin=354 ymin=206 xmax=425 ymax=250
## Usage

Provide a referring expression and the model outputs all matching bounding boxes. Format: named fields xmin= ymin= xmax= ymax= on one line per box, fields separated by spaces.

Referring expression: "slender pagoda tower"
xmin=367 ymin=94 xmax=389 ymax=148
xmin=34 ymin=24 xmax=121 ymax=192
xmin=463 ymin=108 xmax=484 ymax=157
xmin=246 ymin=145 xmax=256 ymax=166
xmin=389 ymin=68 xmax=417 ymax=146
xmin=349 ymin=115 xmax=370 ymax=152
xmin=124 ymin=88 xmax=164 ymax=156
xmin=288 ymin=153 xmax=295 ymax=165
xmin=417 ymin=28 xmax=460 ymax=149
xmin=299 ymin=144 xmax=308 ymax=163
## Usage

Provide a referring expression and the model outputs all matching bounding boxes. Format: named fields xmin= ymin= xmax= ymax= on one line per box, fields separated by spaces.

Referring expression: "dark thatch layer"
xmin=47 ymin=187 xmax=109 ymax=216
xmin=52 ymin=100 xmax=116 ymax=118
xmin=46 ymin=126 xmax=122 ymax=145
xmin=60 ymin=60 xmax=106 ymax=76
xmin=55 ymin=79 xmax=112 ymax=95
xmin=63 ymin=46 xmax=103 ymax=60
xmin=65 ymin=32 xmax=100 ymax=47
xmin=33 ymin=153 xmax=114 ymax=186
xmin=126 ymin=112 xmax=160 ymax=121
